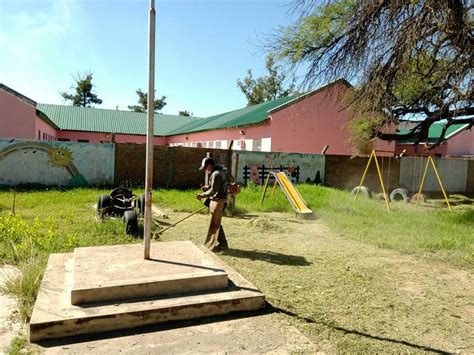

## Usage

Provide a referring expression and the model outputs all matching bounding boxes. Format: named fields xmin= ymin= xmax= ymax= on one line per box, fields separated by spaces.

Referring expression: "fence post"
xmin=228 ymin=153 xmax=239 ymax=215
xmin=204 ymin=151 xmax=211 ymax=186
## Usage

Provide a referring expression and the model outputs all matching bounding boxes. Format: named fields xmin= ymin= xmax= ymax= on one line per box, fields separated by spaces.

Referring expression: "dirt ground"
xmin=156 ymin=210 xmax=474 ymax=353
xmin=0 ymin=266 xmax=21 ymax=355
xmin=2 ymin=209 xmax=473 ymax=353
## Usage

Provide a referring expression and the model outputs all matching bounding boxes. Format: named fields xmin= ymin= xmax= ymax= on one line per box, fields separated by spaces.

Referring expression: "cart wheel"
xmin=136 ymin=193 xmax=145 ymax=216
xmin=97 ymin=194 xmax=111 ymax=218
xmin=124 ymin=210 xmax=138 ymax=234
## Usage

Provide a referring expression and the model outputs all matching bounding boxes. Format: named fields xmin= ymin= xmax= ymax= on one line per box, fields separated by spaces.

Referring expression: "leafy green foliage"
xmin=128 ymin=89 xmax=166 ymax=113
xmin=271 ymin=0 xmax=473 ymax=148
xmin=178 ymin=110 xmax=192 ymax=117
xmin=7 ymin=334 xmax=30 ymax=355
xmin=237 ymin=54 xmax=296 ymax=106
xmin=0 ymin=214 xmax=77 ymax=264
xmin=61 ymin=72 xmax=103 ymax=107
xmin=2 ymin=257 xmax=46 ymax=322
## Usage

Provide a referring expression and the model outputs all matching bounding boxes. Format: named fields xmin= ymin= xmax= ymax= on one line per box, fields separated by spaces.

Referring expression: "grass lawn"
xmin=0 ymin=185 xmax=473 ymax=353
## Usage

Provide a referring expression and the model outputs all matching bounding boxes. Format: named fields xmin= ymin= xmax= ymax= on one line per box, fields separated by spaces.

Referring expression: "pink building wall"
xmin=57 ymin=130 xmax=167 ymax=145
xmin=35 ymin=116 xmax=58 ymax=141
xmin=270 ymin=81 xmax=395 ymax=156
xmin=446 ymin=128 xmax=474 ymax=157
xmin=0 ymin=89 xmax=37 ymax=139
xmin=395 ymin=143 xmax=447 ymax=157
xmin=167 ymin=123 xmax=271 ymax=146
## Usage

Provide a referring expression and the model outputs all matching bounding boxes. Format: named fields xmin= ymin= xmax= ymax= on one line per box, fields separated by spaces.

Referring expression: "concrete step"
xmin=71 ymin=242 xmax=228 ymax=305
xmin=30 ymin=242 xmax=265 ymax=342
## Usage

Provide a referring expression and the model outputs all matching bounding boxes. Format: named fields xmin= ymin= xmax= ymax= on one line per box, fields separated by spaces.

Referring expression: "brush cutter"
xmin=152 ymin=205 xmax=207 ymax=239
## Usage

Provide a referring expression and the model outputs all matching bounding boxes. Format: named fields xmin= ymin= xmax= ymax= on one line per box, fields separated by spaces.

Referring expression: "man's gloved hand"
xmin=195 ymin=193 xmax=202 ymax=201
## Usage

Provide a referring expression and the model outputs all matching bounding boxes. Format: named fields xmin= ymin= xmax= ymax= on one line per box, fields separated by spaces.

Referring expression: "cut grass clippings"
xmin=156 ymin=185 xmax=473 ymax=268
xmin=0 ymin=185 xmax=472 ymax=352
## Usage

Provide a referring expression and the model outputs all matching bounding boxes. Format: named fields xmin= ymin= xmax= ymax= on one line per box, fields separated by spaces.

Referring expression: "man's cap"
xmin=199 ymin=157 xmax=215 ymax=171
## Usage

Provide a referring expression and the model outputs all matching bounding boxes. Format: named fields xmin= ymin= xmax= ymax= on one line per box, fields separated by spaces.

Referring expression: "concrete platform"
xmin=37 ymin=314 xmax=317 ymax=354
xmin=71 ymin=242 xmax=228 ymax=304
xmin=30 ymin=242 xmax=265 ymax=342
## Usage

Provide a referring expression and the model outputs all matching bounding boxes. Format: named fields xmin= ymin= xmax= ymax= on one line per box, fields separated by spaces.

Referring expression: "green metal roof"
xmin=36 ymin=104 xmax=200 ymax=136
xmin=396 ymin=121 xmax=469 ymax=143
xmin=165 ymin=96 xmax=295 ymax=136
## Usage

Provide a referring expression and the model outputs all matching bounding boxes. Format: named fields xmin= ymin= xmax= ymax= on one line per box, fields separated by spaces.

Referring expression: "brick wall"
xmin=115 ymin=144 xmax=472 ymax=194
xmin=324 ymin=155 xmax=401 ymax=193
xmin=114 ymin=144 xmax=231 ymax=188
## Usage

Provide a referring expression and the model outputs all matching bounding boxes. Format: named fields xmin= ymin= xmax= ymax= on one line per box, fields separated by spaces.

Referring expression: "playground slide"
xmin=274 ymin=172 xmax=313 ymax=215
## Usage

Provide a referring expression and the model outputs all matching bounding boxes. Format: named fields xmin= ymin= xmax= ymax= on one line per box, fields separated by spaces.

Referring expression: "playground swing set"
xmin=354 ymin=149 xmax=452 ymax=211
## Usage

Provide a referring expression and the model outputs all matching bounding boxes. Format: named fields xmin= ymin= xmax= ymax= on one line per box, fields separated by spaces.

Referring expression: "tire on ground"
xmin=375 ymin=192 xmax=389 ymax=201
xmin=351 ymin=186 xmax=371 ymax=198
xmin=390 ymin=188 xmax=409 ymax=202
xmin=97 ymin=194 xmax=111 ymax=217
xmin=124 ymin=210 xmax=138 ymax=234
xmin=410 ymin=192 xmax=427 ymax=204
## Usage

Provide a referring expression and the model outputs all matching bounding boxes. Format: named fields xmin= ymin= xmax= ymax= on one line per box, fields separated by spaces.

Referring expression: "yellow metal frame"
xmin=415 ymin=156 xmax=451 ymax=211
xmin=261 ymin=171 xmax=312 ymax=214
xmin=354 ymin=150 xmax=390 ymax=211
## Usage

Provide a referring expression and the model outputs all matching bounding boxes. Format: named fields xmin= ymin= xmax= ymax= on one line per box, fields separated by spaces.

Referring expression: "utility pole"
xmin=144 ymin=0 xmax=155 ymax=259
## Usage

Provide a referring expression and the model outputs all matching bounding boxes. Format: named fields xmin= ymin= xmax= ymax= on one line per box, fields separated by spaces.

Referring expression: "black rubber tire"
xmin=97 ymin=194 xmax=111 ymax=217
xmin=390 ymin=188 xmax=409 ymax=202
xmin=135 ymin=193 xmax=145 ymax=216
xmin=351 ymin=186 xmax=371 ymax=198
xmin=124 ymin=210 xmax=138 ymax=234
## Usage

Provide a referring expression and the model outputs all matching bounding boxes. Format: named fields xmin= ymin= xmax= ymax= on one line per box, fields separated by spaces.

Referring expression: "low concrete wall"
xmin=236 ymin=151 xmax=325 ymax=185
xmin=0 ymin=139 xmax=114 ymax=186
xmin=399 ymin=157 xmax=469 ymax=192
xmin=467 ymin=160 xmax=474 ymax=193
xmin=3 ymin=140 xmax=471 ymax=194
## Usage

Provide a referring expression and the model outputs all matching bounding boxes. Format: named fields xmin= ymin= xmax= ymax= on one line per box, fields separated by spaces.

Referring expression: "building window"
xmin=58 ymin=138 xmax=70 ymax=142
xmin=208 ymin=141 xmax=214 ymax=148
xmin=78 ymin=139 xmax=90 ymax=143
xmin=254 ymin=139 xmax=262 ymax=151
xmin=215 ymin=141 xmax=221 ymax=149
xmin=38 ymin=130 xmax=41 ymax=140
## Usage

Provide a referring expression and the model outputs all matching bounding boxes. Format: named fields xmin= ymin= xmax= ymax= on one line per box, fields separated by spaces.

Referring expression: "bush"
xmin=0 ymin=214 xmax=77 ymax=264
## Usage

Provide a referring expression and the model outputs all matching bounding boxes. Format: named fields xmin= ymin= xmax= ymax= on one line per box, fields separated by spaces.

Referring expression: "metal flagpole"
xmin=144 ymin=0 xmax=155 ymax=259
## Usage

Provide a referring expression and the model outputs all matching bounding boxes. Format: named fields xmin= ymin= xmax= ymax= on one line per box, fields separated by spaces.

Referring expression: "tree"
xmin=178 ymin=110 xmax=193 ymax=117
xmin=128 ymin=89 xmax=167 ymax=113
xmin=237 ymin=53 xmax=296 ymax=106
xmin=61 ymin=72 xmax=103 ymax=107
xmin=270 ymin=0 xmax=473 ymax=151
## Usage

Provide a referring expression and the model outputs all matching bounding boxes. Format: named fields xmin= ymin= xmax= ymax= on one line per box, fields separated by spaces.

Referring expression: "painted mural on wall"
xmin=236 ymin=151 xmax=325 ymax=185
xmin=399 ymin=156 xmax=468 ymax=192
xmin=0 ymin=139 xmax=114 ymax=186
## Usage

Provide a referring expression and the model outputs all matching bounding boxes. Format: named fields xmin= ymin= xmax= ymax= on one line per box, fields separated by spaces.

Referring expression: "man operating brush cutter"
xmin=195 ymin=157 xmax=230 ymax=253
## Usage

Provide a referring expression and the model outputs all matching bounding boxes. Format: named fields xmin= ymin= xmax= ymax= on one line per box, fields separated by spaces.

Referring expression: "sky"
xmin=0 ymin=0 xmax=299 ymax=117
